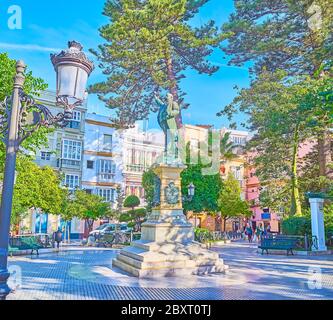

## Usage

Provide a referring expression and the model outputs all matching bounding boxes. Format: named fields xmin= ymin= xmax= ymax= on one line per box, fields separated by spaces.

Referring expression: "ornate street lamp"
xmin=188 ymin=182 xmax=195 ymax=201
xmin=0 ymin=41 xmax=94 ymax=300
xmin=184 ymin=183 xmax=198 ymax=228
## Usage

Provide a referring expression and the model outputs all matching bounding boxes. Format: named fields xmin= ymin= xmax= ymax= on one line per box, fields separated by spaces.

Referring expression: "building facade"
xmin=122 ymin=122 xmax=164 ymax=206
xmin=22 ymin=90 xmax=88 ymax=238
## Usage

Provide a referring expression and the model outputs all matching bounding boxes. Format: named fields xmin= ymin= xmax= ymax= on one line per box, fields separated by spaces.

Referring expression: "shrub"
xmin=194 ymin=228 xmax=211 ymax=241
xmin=281 ymin=216 xmax=312 ymax=237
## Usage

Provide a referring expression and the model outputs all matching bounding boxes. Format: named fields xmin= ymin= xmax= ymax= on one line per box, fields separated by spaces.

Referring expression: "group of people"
xmin=244 ymin=223 xmax=271 ymax=243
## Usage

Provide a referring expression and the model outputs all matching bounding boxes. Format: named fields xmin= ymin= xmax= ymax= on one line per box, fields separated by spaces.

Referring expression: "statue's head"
xmin=167 ymin=93 xmax=173 ymax=104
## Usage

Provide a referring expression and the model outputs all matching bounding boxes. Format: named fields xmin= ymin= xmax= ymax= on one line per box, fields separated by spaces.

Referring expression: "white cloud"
xmin=0 ymin=42 xmax=61 ymax=53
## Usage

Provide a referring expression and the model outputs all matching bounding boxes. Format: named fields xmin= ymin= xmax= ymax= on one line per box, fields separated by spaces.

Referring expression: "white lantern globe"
xmin=51 ymin=41 xmax=94 ymax=103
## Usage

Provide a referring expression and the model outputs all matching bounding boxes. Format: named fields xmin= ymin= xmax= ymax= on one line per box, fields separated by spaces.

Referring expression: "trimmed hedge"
xmin=281 ymin=216 xmax=312 ymax=237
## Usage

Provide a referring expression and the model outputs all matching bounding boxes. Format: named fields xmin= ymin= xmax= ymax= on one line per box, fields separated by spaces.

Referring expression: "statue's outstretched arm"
xmin=154 ymin=95 xmax=164 ymax=107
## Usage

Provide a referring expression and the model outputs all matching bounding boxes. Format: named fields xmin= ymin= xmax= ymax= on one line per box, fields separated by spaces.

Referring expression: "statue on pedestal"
xmin=155 ymin=93 xmax=182 ymax=163
xmin=112 ymin=92 xmax=226 ymax=278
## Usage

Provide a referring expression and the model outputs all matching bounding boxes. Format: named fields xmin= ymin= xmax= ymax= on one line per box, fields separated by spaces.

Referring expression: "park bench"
xmin=20 ymin=237 xmax=44 ymax=255
xmin=8 ymin=244 xmax=20 ymax=257
xmin=258 ymin=236 xmax=298 ymax=256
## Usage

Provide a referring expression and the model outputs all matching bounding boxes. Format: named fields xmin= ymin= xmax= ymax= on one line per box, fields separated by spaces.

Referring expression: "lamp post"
xmin=187 ymin=183 xmax=197 ymax=228
xmin=0 ymin=41 xmax=94 ymax=300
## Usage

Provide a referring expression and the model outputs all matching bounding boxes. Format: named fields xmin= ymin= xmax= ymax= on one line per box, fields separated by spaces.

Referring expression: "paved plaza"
xmin=6 ymin=242 xmax=333 ymax=300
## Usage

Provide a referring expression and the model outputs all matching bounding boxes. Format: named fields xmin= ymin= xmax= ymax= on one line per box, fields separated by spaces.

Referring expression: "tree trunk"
xmin=290 ymin=123 xmax=302 ymax=216
xmin=318 ymin=130 xmax=332 ymax=185
xmin=86 ymin=219 xmax=94 ymax=233
xmin=223 ymin=218 xmax=227 ymax=232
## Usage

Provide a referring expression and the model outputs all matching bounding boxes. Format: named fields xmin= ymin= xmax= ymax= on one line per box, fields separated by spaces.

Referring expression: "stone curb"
xmin=8 ymin=246 xmax=116 ymax=257
xmin=256 ymin=249 xmax=333 ymax=256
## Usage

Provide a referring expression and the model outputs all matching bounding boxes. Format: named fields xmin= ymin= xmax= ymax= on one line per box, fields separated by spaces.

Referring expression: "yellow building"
xmin=182 ymin=125 xmax=250 ymax=232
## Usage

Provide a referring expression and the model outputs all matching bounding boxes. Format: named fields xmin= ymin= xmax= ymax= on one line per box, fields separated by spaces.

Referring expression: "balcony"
xmin=98 ymin=173 xmax=116 ymax=182
xmin=65 ymin=121 xmax=81 ymax=130
xmin=58 ymin=159 xmax=81 ymax=169
xmin=126 ymin=164 xmax=148 ymax=172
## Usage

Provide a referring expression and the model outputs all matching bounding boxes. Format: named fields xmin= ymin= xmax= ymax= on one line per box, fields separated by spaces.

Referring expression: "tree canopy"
xmin=219 ymin=0 xmax=333 ymax=215
xmin=61 ymin=190 xmax=112 ymax=232
xmin=218 ymin=172 xmax=252 ymax=224
xmin=222 ymin=0 xmax=333 ymax=76
xmin=123 ymin=195 xmax=141 ymax=210
xmin=90 ymin=0 xmax=224 ymax=128
xmin=0 ymin=52 xmax=50 ymax=168
xmin=10 ymin=159 xmax=64 ymax=226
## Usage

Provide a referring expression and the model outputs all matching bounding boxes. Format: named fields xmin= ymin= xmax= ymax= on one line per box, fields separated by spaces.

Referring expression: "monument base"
xmin=112 ymin=239 xmax=226 ymax=278
xmin=112 ymin=162 xmax=226 ymax=278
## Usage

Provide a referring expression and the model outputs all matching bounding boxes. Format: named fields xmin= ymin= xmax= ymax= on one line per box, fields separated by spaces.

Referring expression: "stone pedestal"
xmin=309 ymin=197 xmax=327 ymax=251
xmin=113 ymin=163 xmax=226 ymax=277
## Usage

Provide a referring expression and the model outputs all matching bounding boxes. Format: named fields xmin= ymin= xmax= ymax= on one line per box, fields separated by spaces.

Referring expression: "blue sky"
xmin=0 ymin=0 xmax=250 ymax=130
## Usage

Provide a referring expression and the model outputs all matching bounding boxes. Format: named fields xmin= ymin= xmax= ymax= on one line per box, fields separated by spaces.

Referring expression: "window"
xmin=64 ymin=175 xmax=80 ymax=190
xmin=40 ymin=151 xmax=51 ymax=161
xmin=62 ymin=140 xmax=82 ymax=161
xmin=87 ymin=160 xmax=94 ymax=169
xmin=232 ymin=136 xmax=246 ymax=146
xmin=66 ymin=111 xmax=81 ymax=129
xmin=72 ymin=111 xmax=81 ymax=122
xmin=231 ymin=166 xmax=242 ymax=180
xmin=98 ymin=159 xmax=116 ymax=180
xmin=97 ymin=188 xmax=115 ymax=202
xmin=103 ymin=134 xmax=113 ymax=151
xmin=190 ymin=139 xmax=199 ymax=149
xmin=85 ymin=189 xmax=93 ymax=195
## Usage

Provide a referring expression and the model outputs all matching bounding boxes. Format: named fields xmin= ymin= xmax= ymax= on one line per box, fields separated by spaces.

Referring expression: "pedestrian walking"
xmin=245 ymin=224 xmax=253 ymax=243
xmin=256 ymin=224 xmax=263 ymax=242
xmin=53 ymin=229 xmax=63 ymax=249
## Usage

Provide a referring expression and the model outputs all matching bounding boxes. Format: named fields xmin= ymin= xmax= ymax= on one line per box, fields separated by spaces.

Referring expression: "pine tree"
xmin=90 ymin=0 xmax=224 ymax=128
xmin=221 ymin=0 xmax=333 ymax=179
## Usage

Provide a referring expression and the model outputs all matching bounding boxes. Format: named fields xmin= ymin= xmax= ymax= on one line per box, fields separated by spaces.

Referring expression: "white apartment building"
xmin=122 ymin=122 xmax=164 ymax=206
xmin=82 ymin=113 xmax=123 ymax=208
xmin=23 ymin=90 xmax=88 ymax=239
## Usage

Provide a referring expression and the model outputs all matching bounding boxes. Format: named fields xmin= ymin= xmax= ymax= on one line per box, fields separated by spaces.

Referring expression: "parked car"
xmin=89 ymin=223 xmax=131 ymax=239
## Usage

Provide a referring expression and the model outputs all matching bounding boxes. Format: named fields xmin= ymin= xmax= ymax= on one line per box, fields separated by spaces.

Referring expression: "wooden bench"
xmin=259 ymin=237 xmax=298 ymax=256
xmin=20 ymin=237 xmax=44 ymax=255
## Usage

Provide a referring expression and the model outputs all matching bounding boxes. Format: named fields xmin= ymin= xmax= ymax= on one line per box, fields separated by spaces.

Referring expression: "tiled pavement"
xmin=6 ymin=242 xmax=333 ymax=300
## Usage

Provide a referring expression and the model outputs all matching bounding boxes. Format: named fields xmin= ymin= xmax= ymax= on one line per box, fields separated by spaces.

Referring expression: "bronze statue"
xmin=155 ymin=93 xmax=182 ymax=162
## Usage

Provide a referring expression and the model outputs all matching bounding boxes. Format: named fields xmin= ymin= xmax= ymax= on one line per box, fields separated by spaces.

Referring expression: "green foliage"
xmin=123 ymin=195 xmax=141 ymax=210
xmin=90 ymin=0 xmax=225 ymax=127
xmin=181 ymin=163 xmax=223 ymax=213
xmin=120 ymin=208 xmax=147 ymax=231
xmin=10 ymin=158 xmax=64 ymax=225
xmin=142 ymin=168 xmax=157 ymax=213
xmin=219 ymin=67 xmax=333 ymax=215
xmin=194 ymin=227 xmax=210 ymax=241
xmin=62 ymin=190 xmax=112 ymax=231
xmin=281 ymin=216 xmax=312 ymax=237
xmin=222 ymin=0 xmax=333 ymax=77
xmin=0 ymin=52 xmax=50 ymax=169
xmin=0 ymin=52 xmax=48 ymax=101
xmin=220 ymin=0 xmax=333 ymax=215
xmin=220 ymin=132 xmax=238 ymax=161
xmin=282 ymin=202 xmax=333 ymax=238
xmin=218 ymin=172 xmax=252 ymax=221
